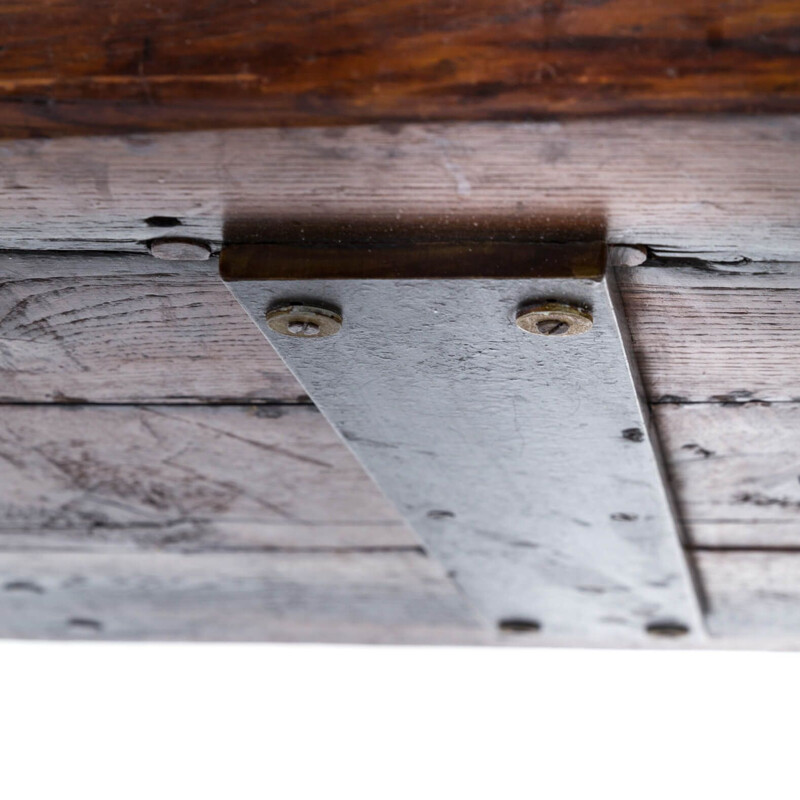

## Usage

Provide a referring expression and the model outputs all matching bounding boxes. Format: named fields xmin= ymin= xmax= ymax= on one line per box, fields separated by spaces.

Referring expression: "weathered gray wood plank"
xmin=0 ymin=547 xmax=795 ymax=644
xmin=6 ymin=254 xmax=800 ymax=405
xmin=696 ymin=551 xmax=800 ymax=639
xmin=0 ymin=550 xmax=484 ymax=643
xmin=3 ymin=401 xmax=798 ymax=553
xmin=3 ymin=118 xmax=800 ymax=261
xmin=0 ymin=404 xmax=409 ymax=551
xmin=620 ymin=262 xmax=800 ymax=403
xmin=0 ymin=253 xmax=300 ymax=403
xmin=655 ymin=403 xmax=800 ymax=547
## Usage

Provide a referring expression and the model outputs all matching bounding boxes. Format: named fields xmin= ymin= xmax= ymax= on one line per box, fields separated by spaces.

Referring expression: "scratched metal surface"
xmin=227 ymin=273 xmax=705 ymax=644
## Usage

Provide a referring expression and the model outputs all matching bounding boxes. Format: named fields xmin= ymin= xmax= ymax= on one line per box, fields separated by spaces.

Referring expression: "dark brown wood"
xmin=2 ymin=0 xmax=800 ymax=138
xmin=220 ymin=241 xmax=605 ymax=281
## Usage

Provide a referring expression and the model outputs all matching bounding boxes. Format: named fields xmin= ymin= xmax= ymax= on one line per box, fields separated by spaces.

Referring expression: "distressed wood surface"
xmin=4 ymin=252 xmax=800 ymax=554
xmin=0 ymin=550 xmax=483 ymax=643
xmin=2 ymin=0 xmax=800 ymax=138
xmin=0 ymin=253 xmax=299 ymax=403
xmin=0 ymin=548 xmax=795 ymax=644
xmin=5 ymin=254 xmax=800 ymax=404
xmin=620 ymin=261 xmax=800 ymax=403
xmin=696 ymin=552 xmax=800 ymax=639
xmin=0 ymin=404 xmax=409 ymax=552
xmin=3 ymin=118 xmax=800 ymax=260
xmin=655 ymin=404 xmax=800 ymax=548
xmin=2 ymin=399 xmax=798 ymax=556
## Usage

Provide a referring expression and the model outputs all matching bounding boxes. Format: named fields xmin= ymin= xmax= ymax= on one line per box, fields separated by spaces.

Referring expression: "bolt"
xmin=148 ymin=237 xmax=212 ymax=261
xmin=516 ymin=302 xmax=593 ymax=337
xmin=266 ymin=304 xmax=342 ymax=338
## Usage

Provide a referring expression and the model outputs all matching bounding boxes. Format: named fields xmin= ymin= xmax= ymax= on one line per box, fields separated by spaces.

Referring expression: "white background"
xmin=1 ymin=642 xmax=797 ymax=800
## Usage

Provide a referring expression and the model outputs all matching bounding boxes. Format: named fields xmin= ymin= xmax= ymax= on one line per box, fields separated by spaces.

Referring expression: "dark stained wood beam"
xmin=2 ymin=0 xmax=800 ymax=137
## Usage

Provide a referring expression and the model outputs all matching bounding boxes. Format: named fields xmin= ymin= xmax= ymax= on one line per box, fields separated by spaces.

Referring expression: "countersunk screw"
xmin=287 ymin=320 xmax=321 ymax=336
xmin=148 ymin=237 xmax=212 ymax=261
xmin=536 ymin=319 xmax=570 ymax=336
xmin=516 ymin=302 xmax=593 ymax=337
xmin=266 ymin=304 xmax=342 ymax=338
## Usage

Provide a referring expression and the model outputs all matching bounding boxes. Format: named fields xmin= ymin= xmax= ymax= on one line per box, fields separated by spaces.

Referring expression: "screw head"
xmin=266 ymin=305 xmax=342 ymax=338
xmin=516 ymin=303 xmax=593 ymax=337
xmin=498 ymin=618 xmax=541 ymax=633
xmin=148 ymin=237 xmax=212 ymax=261
xmin=645 ymin=621 xmax=690 ymax=638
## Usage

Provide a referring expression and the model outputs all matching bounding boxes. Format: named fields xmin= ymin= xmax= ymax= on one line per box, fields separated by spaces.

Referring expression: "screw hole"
xmin=646 ymin=621 xmax=690 ymax=638
xmin=622 ymin=428 xmax=645 ymax=443
xmin=3 ymin=580 xmax=44 ymax=594
xmin=427 ymin=509 xmax=455 ymax=520
xmin=67 ymin=617 xmax=103 ymax=633
xmin=498 ymin=618 xmax=541 ymax=633
xmin=144 ymin=215 xmax=182 ymax=228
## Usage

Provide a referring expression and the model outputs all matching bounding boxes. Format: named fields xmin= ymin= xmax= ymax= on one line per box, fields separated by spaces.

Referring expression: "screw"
xmin=608 ymin=245 xmax=648 ymax=267
xmin=498 ymin=618 xmax=541 ymax=633
xmin=287 ymin=320 xmax=321 ymax=336
xmin=646 ymin=621 xmax=690 ymax=638
xmin=266 ymin=304 xmax=342 ymax=338
xmin=516 ymin=303 xmax=593 ymax=336
xmin=536 ymin=319 xmax=570 ymax=336
xmin=148 ymin=237 xmax=212 ymax=261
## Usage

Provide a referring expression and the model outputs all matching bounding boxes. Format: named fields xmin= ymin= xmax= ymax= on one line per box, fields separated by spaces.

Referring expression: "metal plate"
xmin=226 ymin=268 xmax=705 ymax=644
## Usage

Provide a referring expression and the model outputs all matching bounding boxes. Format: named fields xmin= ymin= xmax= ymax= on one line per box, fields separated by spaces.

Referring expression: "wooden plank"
xmin=0 ymin=404 xmax=409 ymax=551
xmin=2 ymin=119 xmax=800 ymax=260
xmin=2 ymin=0 xmax=800 ymax=138
xmin=696 ymin=551 xmax=800 ymax=639
xmin=5 ymin=253 xmax=800 ymax=551
xmin=0 ymin=550 xmax=483 ymax=643
xmin=656 ymin=403 xmax=800 ymax=547
xmin=0 ymin=547 xmax=797 ymax=643
xmin=621 ymin=262 xmax=800 ymax=403
xmin=4 ymin=399 xmax=798 ymax=556
xmin=7 ymin=254 xmax=800 ymax=406
xmin=0 ymin=253 xmax=300 ymax=403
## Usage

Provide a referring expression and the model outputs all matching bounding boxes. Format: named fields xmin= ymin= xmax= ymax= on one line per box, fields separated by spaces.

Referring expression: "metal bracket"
xmin=222 ymin=241 xmax=705 ymax=644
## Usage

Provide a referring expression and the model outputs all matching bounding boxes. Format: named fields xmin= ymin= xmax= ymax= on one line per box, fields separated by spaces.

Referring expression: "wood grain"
xmin=2 ymin=119 xmax=800 ymax=260
xmin=696 ymin=551 xmax=800 ymax=639
xmin=2 ymin=400 xmax=798 ymax=554
xmin=0 ymin=548 xmax=795 ymax=643
xmin=0 ymin=404 xmax=409 ymax=552
xmin=0 ymin=253 xmax=300 ymax=403
xmin=6 ymin=254 xmax=800 ymax=404
xmin=655 ymin=403 xmax=800 ymax=548
xmin=2 ymin=0 xmax=800 ymax=137
xmin=0 ymin=550 xmax=483 ymax=643
xmin=620 ymin=261 xmax=800 ymax=403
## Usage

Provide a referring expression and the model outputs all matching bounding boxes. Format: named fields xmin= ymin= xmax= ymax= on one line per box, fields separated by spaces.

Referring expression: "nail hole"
xmin=3 ymin=580 xmax=44 ymax=594
xmin=646 ymin=621 xmax=690 ymax=638
xmin=498 ymin=618 xmax=541 ymax=633
xmin=427 ymin=510 xmax=455 ymax=520
xmin=67 ymin=617 xmax=103 ymax=632
xmin=622 ymin=428 xmax=644 ymax=442
xmin=144 ymin=215 xmax=182 ymax=227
